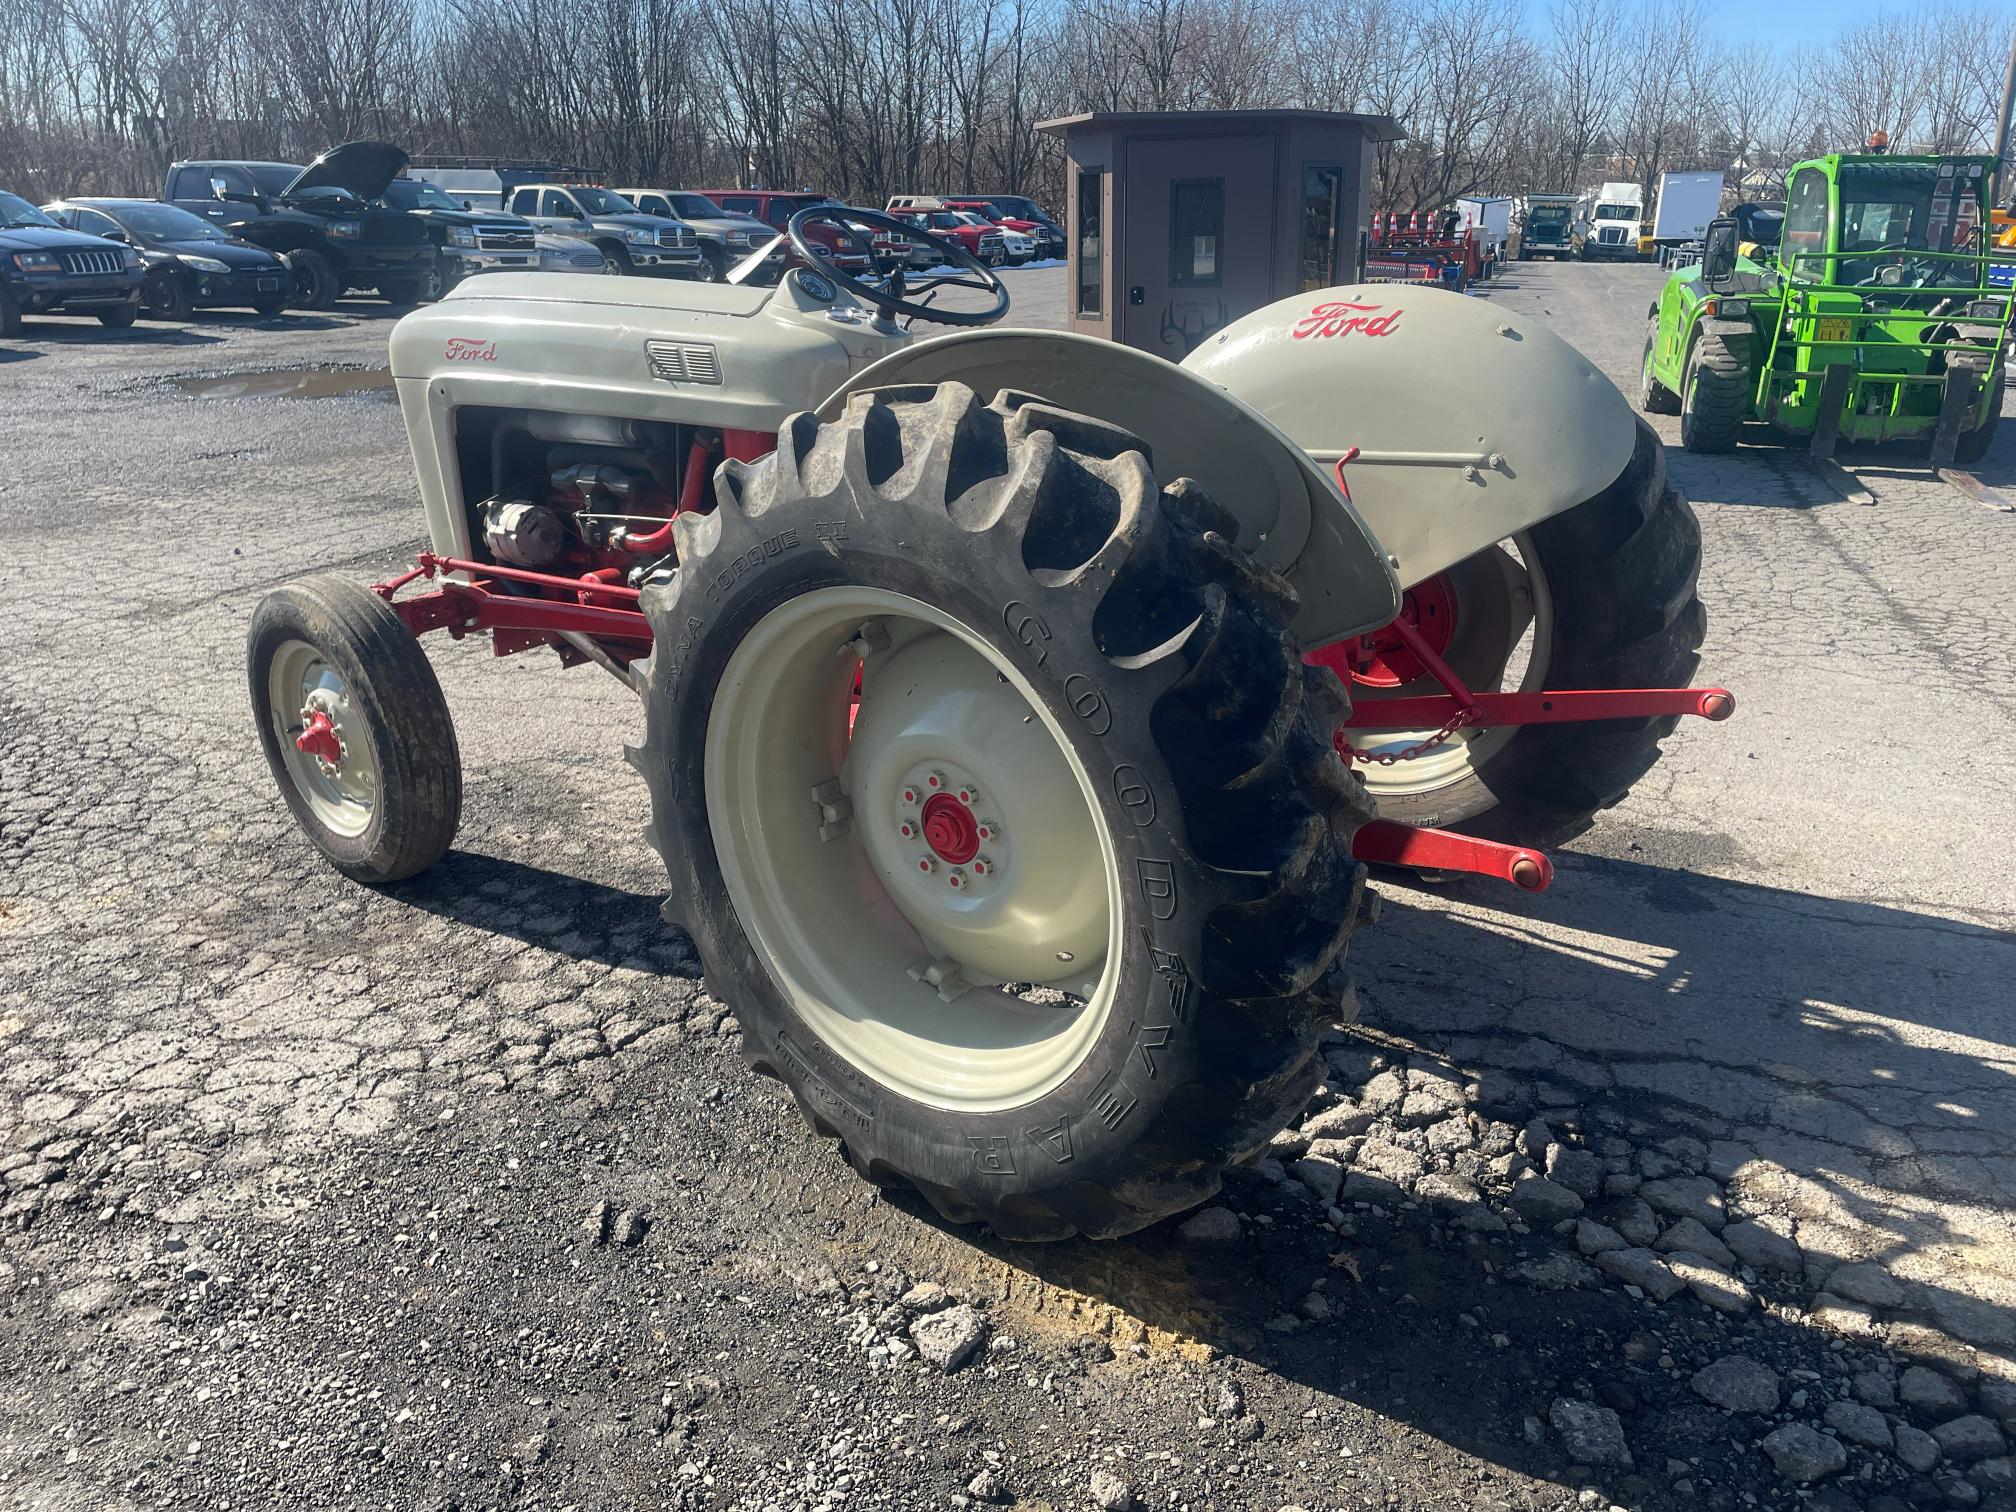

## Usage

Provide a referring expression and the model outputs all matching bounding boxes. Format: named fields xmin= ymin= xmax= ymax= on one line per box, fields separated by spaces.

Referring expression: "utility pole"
xmin=1994 ymin=17 xmax=2016 ymax=208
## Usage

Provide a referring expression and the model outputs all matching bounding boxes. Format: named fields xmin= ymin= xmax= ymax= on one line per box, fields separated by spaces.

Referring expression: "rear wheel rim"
xmin=702 ymin=586 xmax=1119 ymax=1112
xmin=269 ymin=639 xmax=379 ymax=837
xmin=1345 ymin=534 xmax=1553 ymax=796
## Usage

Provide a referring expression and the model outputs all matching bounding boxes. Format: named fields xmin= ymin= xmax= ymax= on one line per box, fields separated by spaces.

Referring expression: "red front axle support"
xmin=1349 ymin=820 xmax=1553 ymax=891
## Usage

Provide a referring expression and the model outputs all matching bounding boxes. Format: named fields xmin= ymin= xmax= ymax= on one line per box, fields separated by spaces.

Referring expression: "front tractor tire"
xmin=248 ymin=574 xmax=462 ymax=885
xmin=1344 ymin=417 xmax=1705 ymax=849
xmin=1679 ymin=327 xmax=1750 ymax=453
xmin=634 ymin=383 xmax=1374 ymax=1241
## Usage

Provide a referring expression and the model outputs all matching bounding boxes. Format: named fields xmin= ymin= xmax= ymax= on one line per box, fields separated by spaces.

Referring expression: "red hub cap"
xmin=920 ymin=793 xmax=980 ymax=864
xmin=295 ymin=709 xmax=342 ymax=765
xmin=1306 ymin=573 xmax=1459 ymax=688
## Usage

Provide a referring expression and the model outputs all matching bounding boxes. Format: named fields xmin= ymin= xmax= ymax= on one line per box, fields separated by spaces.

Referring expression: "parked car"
xmin=0 ymin=189 xmax=144 ymax=333
xmin=163 ymin=143 xmax=434 ymax=309
xmin=42 ymin=198 xmax=291 ymax=319
xmin=973 ymin=194 xmax=1065 ymax=250
xmin=536 ymin=233 xmax=615 ymax=274
xmin=689 ymin=191 xmax=874 ymax=274
xmin=939 ymin=197 xmax=1062 ymax=259
xmin=889 ymin=194 xmax=1063 ymax=259
xmin=844 ymin=210 xmax=937 ymax=273
xmin=504 ymin=184 xmax=700 ymax=276
xmin=379 ymin=178 xmax=538 ymax=296
xmin=888 ymin=208 xmax=1007 ymax=266
xmin=613 ymin=189 xmax=784 ymax=281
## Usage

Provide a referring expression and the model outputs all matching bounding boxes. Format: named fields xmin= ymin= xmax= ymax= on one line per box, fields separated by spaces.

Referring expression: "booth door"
xmin=1120 ymin=135 xmax=1277 ymax=356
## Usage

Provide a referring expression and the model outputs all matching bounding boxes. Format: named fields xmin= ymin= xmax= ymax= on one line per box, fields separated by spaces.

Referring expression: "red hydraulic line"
xmin=619 ymin=436 xmax=714 ymax=553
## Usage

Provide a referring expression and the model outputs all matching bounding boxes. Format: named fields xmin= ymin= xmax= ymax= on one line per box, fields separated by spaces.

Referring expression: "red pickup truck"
xmin=690 ymin=190 xmax=872 ymax=273
xmin=940 ymin=198 xmax=1065 ymax=260
xmin=886 ymin=208 xmax=1007 ymax=266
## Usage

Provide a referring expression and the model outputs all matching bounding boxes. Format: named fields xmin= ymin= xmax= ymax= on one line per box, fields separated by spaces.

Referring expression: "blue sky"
xmin=1523 ymin=0 xmax=1938 ymax=48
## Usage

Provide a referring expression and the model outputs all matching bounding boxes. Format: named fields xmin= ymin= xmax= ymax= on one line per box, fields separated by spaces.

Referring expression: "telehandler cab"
xmin=1641 ymin=145 xmax=2010 ymax=465
xmin=249 ymin=208 xmax=1730 ymax=1239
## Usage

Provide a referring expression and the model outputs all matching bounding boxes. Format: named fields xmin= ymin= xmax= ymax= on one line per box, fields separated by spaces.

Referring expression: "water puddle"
xmin=173 ymin=368 xmax=394 ymax=401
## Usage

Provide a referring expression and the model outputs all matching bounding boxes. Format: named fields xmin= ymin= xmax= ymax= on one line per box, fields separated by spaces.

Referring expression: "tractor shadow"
xmin=391 ymin=851 xmax=696 ymax=975
xmin=883 ymin=854 xmax=2016 ymax=1510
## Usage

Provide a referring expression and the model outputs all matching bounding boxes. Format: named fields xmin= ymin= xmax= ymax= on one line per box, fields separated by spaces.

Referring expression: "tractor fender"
xmin=817 ymin=330 xmax=1402 ymax=646
xmin=1181 ymin=286 xmax=1636 ymax=591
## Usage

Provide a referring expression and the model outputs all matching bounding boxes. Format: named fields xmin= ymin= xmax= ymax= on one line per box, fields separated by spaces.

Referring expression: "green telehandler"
xmin=1640 ymin=145 xmax=2010 ymax=466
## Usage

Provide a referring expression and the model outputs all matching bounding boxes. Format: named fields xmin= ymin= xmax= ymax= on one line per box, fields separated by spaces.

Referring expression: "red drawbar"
xmin=1350 ymin=819 xmax=1553 ymax=891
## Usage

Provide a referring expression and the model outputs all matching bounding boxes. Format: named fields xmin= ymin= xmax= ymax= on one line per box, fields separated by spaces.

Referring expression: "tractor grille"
xmin=476 ymin=223 xmax=534 ymax=251
xmin=657 ymin=226 xmax=695 ymax=249
xmin=645 ymin=339 xmax=722 ymax=385
xmin=1598 ymin=226 xmax=1628 ymax=244
xmin=60 ymin=248 xmax=123 ymax=275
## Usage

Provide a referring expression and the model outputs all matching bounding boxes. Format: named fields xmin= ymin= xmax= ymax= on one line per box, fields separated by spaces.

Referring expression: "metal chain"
xmin=1337 ymin=705 xmax=1482 ymax=766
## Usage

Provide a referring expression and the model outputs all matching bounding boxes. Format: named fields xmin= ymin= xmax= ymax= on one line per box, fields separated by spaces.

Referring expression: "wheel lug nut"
xmin=977 ymin=821 xmax=997 ymax=841
xmin=947 ymin=870 xmax=965 ymax=889
xmin=957 ymin=786 xmax=976 ymax=805
xmin=917 ymin=857 xmax=935 ymax=874
xmin=972 ymin=856 xmax=991 ymax=876
xmin=926 ymin=771 xmax=944 ymax=789
xmin=898 ymin=821 xmax=916 ymax=839
xmin=901 ymin=786 xmax=919 ymax=805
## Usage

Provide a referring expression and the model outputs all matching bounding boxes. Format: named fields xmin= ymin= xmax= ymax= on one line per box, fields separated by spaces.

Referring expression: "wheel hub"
xmin=1344 ymin=574 xmax=1458 ymax=687
xmin=295 ymin=705 xmax=343 ymax=767
xmin=918 ymin=790 xmax=982 ymax=865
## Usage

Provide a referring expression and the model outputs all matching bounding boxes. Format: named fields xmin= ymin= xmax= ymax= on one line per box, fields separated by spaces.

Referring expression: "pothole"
xmin=172 ymin=368 xmax=394 ymax=401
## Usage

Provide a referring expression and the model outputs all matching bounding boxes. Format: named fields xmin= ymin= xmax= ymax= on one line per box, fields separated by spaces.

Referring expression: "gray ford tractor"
xmin=249 ymin=209 xmax=1730 ymax=1240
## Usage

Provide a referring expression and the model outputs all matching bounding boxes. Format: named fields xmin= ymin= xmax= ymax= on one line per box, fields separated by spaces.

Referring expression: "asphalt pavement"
xmin=1 ymin=262 xmax=2012 ymax=1512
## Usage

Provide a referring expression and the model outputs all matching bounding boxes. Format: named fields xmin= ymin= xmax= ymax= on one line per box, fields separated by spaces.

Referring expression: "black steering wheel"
xmin=785 ymin=206 xmax=1009 ymax=328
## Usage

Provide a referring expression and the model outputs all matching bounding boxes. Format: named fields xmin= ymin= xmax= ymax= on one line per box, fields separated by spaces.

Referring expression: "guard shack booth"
xmin=1036 ymin=109 xmax=1403 ymax=357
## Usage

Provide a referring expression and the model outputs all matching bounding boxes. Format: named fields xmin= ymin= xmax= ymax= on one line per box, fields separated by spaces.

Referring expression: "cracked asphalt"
xmin=0 ymin=264 xmax=2012 ymax=1512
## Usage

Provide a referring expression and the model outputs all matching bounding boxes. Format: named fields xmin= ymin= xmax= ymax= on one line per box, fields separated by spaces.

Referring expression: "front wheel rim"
xmin=270 ymin=639 xmax=379 ymax=837
xmin=702 ymin=586 xmax=1119 ymax=1112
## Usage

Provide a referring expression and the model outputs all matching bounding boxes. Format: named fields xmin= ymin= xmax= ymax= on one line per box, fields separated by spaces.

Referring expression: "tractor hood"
xmin=284 ymin=142 xmax=409 ymax=201
xmin=1181 ymin=286 xmax=1636 ymax=589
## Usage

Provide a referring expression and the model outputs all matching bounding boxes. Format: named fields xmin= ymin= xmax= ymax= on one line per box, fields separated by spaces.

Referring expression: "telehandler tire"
xmin=1679 ymin=328 xmax=1749 ymax=453
xmin=1346 ymin=417 xmax=1704 ymax=849
xmin=633 ymin=383 xmax=1374 ymax=1241
xmin=249 ymin=575 xmax=462 ymax=885
xmin=1951 ymin=360 xmax=2003 ymax=466
xmin=1638 ymin=315 xmax=1680 ymax=415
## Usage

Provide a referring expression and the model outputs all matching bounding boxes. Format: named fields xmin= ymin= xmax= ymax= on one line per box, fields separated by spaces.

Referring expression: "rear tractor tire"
xmin=634 ymin=383 xmax=1375 ymax=1241
xmin=1338 ymin=416 xmax=1705 ymax=850
xmin=248 ymin=574 xmax=462 ymax=885
xmin=1679 ymin=328 xmax=1750 ymax=453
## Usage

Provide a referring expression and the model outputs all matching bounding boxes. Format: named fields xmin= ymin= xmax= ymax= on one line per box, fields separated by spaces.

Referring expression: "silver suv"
xmin=505 ymin=184 xmax=701 ymax=276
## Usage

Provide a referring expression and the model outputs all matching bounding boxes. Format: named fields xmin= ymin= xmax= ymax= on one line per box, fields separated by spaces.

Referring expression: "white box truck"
xmin=1648 ymin=171 xmax=1723 ymax=250
xmin=1572 ymin=181 xmax=1644 ymax=259
xmin=1453 ymin=196 xmax=1514 ymax=261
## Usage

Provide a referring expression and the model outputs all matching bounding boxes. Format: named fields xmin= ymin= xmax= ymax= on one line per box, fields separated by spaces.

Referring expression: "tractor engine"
xmin=456 ymin=407 xmax=718 ymax=590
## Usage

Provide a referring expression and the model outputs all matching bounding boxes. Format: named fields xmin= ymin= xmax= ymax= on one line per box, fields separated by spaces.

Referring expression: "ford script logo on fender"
xmin=1291 ymin=301 xmax=1403 ymax=340
xmin=444 ymin=337 xmax=498 ymax=362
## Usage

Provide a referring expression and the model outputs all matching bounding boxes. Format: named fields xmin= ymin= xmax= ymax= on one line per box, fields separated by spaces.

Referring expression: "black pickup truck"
xmin=163 ymin=143 xmax=432 ymax=309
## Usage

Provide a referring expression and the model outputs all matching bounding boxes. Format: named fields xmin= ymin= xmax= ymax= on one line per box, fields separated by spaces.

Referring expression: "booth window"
xmin=1169 ymin=179 xmax=1224 ymax=287
xmin=1076 ymin=168 xmax=1104 ymax=316
xmin=1301 ymin=165 xmax=1343 ymax=290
